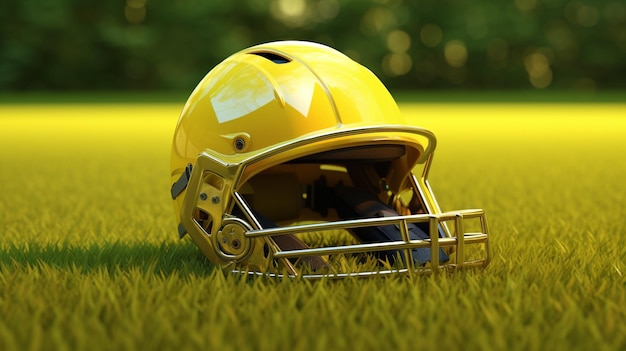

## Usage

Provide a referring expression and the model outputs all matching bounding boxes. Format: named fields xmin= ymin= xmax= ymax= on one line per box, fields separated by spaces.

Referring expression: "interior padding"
xmin=292 ymin=144 xmax=406 ymax=163
xmin=247 ymin=173 xmax=301 ymax=222
xmin=334 ymin=185 xmax=449 ymax=265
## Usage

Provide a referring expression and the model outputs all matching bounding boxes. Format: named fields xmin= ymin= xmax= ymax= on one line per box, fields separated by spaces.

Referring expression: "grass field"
xmin=1 ymin=102 xmax=625 ymax=350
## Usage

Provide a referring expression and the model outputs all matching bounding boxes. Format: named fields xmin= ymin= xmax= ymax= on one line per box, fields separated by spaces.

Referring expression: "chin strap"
xmin=334 ymin=184 xmax=449 ymax=266
xmin=171 ymin=163 xmax=193 ymax=200
xmin=172 ymin=163 xmax=193 ymax=239
xmin=176 ymin=223 xmax=187 ymax=239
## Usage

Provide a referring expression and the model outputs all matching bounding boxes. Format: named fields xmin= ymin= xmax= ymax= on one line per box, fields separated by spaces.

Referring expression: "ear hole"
xmin=193 ymin=208 xmax=213 ymax=234
xmin=203 ymin=172 xmax=224 ymax=190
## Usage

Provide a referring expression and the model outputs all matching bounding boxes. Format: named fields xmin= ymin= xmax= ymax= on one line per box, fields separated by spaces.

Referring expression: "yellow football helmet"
xmin=170 ymin=41 xmax=490 ymax=278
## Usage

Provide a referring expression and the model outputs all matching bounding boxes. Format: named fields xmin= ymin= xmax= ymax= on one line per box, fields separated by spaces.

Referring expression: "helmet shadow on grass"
xmin=0 ymin=241 xmax=216 ymax=277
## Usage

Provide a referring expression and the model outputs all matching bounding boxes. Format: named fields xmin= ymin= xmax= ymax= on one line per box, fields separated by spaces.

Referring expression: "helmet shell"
xmin=168 ymin=41 xmax=466 ymax=275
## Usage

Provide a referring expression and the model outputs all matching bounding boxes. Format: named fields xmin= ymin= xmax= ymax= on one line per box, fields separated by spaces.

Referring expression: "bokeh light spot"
xmin=125 ymin=0 xmax=147 ymax=25
xmin=270 ymin=0 xmax=309 ymax=27
xmin=577 ymin=5 xmax=599 ymax=27
xmin=465 ymin=5 xmax=488 ymax=39
xmin=317 ymin=0 xmax=340 ymax=20
xmin=566 ymin=2 xmax=599 ymax=27
xmin=278 ymin=0 xmax=305 ymax=17
xmin=529 ymin=71 xmax=553 ymax=89
xmin=515 ymin=0 xmax=538 ymax=13
xmin=546 ymin=22 xmax=575 ymax=50
xmin=420 ymin=24 xmax=442 ymax=48
xmin=382 ymin=52 xmax=413 ymax=76
xmin=386 ymin=30 xmax=411 ymax=53
xmin=524 ymin=52 xmax=552 ymax=88
xmin=444 ymin=40 xmax=468 ymax=68
xmin=360 ymin=7 xmax=397 ymax=36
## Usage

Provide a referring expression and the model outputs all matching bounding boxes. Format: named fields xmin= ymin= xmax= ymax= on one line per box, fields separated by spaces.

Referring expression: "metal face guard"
xmin=233 ymin=196 xmax=490 ymax=278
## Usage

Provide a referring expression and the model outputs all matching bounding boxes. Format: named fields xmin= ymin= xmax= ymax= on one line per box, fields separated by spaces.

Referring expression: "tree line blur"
xmin=1 ymin=0 xmax=624 ymax=92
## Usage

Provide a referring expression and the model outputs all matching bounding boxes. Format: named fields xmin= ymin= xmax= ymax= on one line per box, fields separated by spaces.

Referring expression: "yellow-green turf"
xmin=1 ymin=103 xmax=625 ymax=351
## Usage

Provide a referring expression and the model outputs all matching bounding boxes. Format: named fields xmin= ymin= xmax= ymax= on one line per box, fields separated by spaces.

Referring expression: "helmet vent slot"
xmin=250 ymin=52 xmax=291 ymax=64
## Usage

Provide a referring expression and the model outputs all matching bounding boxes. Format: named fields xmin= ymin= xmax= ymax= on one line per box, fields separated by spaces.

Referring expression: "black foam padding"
xmin=334 ymin=185 xmax=449 ymax=265
xmin=290 ymin=144 xmax=406 ymax=163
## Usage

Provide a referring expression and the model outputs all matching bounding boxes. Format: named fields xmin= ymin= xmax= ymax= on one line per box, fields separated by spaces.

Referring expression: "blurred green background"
xmin=1 ymin=0 xmax=625 ymax=95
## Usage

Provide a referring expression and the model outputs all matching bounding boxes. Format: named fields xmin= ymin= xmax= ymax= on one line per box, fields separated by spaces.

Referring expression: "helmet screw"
xmin=199 ymin=193 xmax=207 ymax=201
xmin=211 ymin=196 xmax=220 ymax=204
xmin=231 ymin=239 xmax=241 ymax=249
xmin=234 ymin=137 xmax=246 ymax=151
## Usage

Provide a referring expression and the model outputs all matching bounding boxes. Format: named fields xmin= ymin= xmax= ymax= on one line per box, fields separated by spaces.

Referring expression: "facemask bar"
xmin=231 ymin=187 xmax=489 ymax=278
